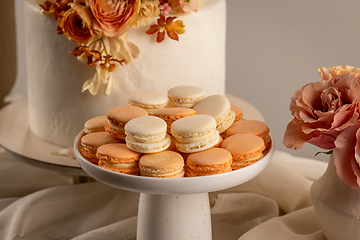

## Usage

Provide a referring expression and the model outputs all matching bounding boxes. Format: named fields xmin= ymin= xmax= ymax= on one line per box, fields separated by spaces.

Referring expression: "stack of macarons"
xmin=78 ymin=85 xmax=271 ymax=177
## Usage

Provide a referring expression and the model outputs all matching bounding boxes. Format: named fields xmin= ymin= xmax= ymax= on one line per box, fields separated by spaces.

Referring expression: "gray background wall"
xmin=11 ymin=0 xmax=360 ymax=161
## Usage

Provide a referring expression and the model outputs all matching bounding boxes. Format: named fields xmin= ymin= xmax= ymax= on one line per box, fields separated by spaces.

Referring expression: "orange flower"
xmin=146 ymin=14 xmax=185 ymax=43
xmin=86 ymin=0 xmax=140 ymax=38
xmin=60 ymin=5 xmax=94 ymax=45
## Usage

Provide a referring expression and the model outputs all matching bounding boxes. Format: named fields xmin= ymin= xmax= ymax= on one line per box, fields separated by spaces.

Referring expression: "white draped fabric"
xmin=0 ymin=148 xmax=328 ymax=240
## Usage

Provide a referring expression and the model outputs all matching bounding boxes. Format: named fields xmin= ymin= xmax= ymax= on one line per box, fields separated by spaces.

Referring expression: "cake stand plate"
xmin=0 ymin=95 xmax=263 ymax=177
xmin=74 ymin=130 xmax=274 ymax=240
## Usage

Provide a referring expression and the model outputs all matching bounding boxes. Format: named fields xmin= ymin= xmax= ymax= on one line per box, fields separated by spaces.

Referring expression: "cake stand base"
xmin=137 ymin=193 xmax=211 ymax=240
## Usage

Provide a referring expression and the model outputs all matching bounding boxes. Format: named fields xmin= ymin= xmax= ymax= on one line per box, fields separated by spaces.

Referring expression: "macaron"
xmin=167 ymin=85 xmax=206 ymax=108
xmin=230 ymin=104 xmax=243 ymax=122
xmin=127 ymin=90 xmax=168 ymax=113
xmin=139 ymin=150 xmax=185 ymax=178
xmin=170 ymin=115 xmax=220 ymax=153
xmin=80 ymin=132 xmax=122 ymax=164
xmin=152 ymin=107 xmax=196 ymax=133
xmin=105 ymin=105 xmax=148 ymax=140
xmin=193 ymin=94 xmax=235 ymax=134
xmin=125 ymin=116 xmax=171 ymax=153
xmin=96 ymin=143 xmax=142 ymax=175
xmin=221 ymin=133 xmax=265 ymax=170
xmin=224 ymin=119 xmax=271 ymax=149
xmin=186 ymin=148 xmax=233 ymax=177
xmin=84 ymin=116 xmax=107 ymax=134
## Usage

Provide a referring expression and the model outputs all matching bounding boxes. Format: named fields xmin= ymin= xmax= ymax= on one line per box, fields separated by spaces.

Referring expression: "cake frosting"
xmin=24 ymin=0 xmax=226 ymax=147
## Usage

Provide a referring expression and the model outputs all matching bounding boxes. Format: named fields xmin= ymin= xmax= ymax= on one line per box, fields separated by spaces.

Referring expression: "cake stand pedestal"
xmin=74 ymin=130 xmax=274 ymax=240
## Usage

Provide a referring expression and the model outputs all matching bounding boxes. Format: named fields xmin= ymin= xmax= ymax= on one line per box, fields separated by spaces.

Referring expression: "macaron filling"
xmin=125 ymin=132 xmax=168 ymax=143
xmin=126 ymin=134 xmax=171 ymax=153
xmin=217 ymin=110 xmax=236 ymax=133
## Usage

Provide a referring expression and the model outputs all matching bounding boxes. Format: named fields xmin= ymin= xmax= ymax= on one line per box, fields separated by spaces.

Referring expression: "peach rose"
xmin=283 ymin=73 xmax=360 ymax=151
xmin=60 ymin=4 xmax=94 ymax=44
xmin=86 ymin=0 xmax=140 ymax=38
xmin=333 ymin=122 xmax=360 ymax=189
xmin=168 ymin=0 xmax=198 ymax=13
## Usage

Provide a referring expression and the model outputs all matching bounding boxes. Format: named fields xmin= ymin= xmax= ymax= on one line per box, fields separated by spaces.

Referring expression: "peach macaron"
xmin=230 ymin=104 xmax=243 ymax=122
xmin=139 ymin=151 xmax=185 ymax=178
xmin=186 ymin=148 xmax=233 ymax=177
xmin=80 ymin=132 xmax=122 ymax=164
xmin=221 ymin=133 xmax=265 ymax=170
xmin=105 ymin=105 xmax=148 ymax=140
xmin=84 ymin=116 xmax=107 ymax=134
xmin=224 ymin=119 xmax=271 ymax=149
xmin=96 ymin=143 xmax=142 ymax=175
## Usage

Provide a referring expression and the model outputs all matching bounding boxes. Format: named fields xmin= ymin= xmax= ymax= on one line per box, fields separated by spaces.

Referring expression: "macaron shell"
xmin=126 ymin=134 xmax=171 ymax=154
xmin=167 ymin=85 xmax=206 ymax=108
xmin=186 ymin=148 xmax=233 ymax=172
xmin=84 ymin=116 xmax=107 ymax=134
xmin=81 ymin=132 xmax=122 ymax=153
xmin=217 ymin=110 xmax=236 ymax=134
xmin=193 ymin=94 xmax=230 ymax=125
xmin=98 ymin=160 xmax=140 ymax=175
xmin=170 ymin=115 xmax=217 ymax=142
xmin=225 ymin=119 xmax=270 ymax=139
xmin=96 ymin=143 xmax=142 ymax=163
xmin=80 ymin=147 xmax=99 ymax=164
xmin=230 ymin=104 xmax=243 ymax=122
xmin=106 ymin=105 xmax=148 ymax=124
xmin=231 ymin=153 xmax=264 ymax=170
xmin=175 ymin=130 xmax=220 ymax=153
xmin=185 ymin=165 xmax=232 ymax=177
xmin=139 ymin=151 xmax=185 ymax=178
xmin=125 ymin=116 xmax=168 ymax=142
xmin=105 ymin=123 xmax=126 ymax=140
xmin=127 ymin=90 xmax=168 ymax=109
xmin=221 ymin=133 xmax=265 ymax=160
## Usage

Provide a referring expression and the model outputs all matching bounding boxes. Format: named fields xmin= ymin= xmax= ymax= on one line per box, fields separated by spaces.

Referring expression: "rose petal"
xmin=333 ymin=123 xmax=360 ymax=189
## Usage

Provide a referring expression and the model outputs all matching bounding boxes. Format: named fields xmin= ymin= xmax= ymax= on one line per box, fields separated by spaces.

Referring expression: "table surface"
xmin=0 ymin=95 xmax=264 ymax=176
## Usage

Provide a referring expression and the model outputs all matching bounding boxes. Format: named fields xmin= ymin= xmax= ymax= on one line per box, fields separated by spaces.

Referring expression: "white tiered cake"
xmin=24 ymin=0 xmax=226 ymax=147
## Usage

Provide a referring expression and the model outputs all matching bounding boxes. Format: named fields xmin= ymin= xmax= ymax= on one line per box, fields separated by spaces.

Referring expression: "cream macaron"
xmin=84 ymin=116 xmax=107 ymax=134
xmin=170 ymin=115 xmax=220 ymax=153
xmin=105 ymin=105 xmax=148 ymax=140
xmin=186 ymin=148 xmax=233 ymax=177
xmin=124 ymin=116 xmax=171 ymax=153
xmin=139 ymin=151 xmax=185 ymax=178
xmin=80 ymin=132 xmax=122 ymax=164
xmin=224 ymin=119 xmax=271 ymax=149
xmin=221 ymin=133 xmax=265 ymax=170
xmin=127 ymin=90 xmax=168 ymax=114
xmin=167 ymin=85 xmax=206 ymax=108
xmin=193 ymin=94 xmax=235 ymax=134
xmin=96 ymin=143 xmax=142 ymax=175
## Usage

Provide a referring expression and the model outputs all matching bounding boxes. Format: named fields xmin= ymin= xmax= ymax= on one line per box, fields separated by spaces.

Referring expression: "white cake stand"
xmin=74 ymin=130 xmax=274 ymax=240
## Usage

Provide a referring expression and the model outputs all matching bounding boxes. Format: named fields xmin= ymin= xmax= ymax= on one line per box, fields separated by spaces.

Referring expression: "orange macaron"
xmin=84 ymin=116 xmax=107 ymax=134
xmin=186 ymin=148 xmax=233 ymax=177
xmin=139 ymin=151 xmax=185 ymax=178
xmin=152 ymin=107 xmax=196 ymax=134
xmin=96 ymin=143 xmax=142 ymax=175
xmin=221 ymin=133 xmax=265 ymax=170
xmin=80 ymin=132 xmax=122 ymax=164
xmin=105 ymin=105 xmax=148 ymax=140
xmin=230 ymin=104 xmax=243 ymax=122
xmin=224 ymin=119 xmax=271 ymax=149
